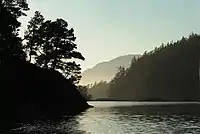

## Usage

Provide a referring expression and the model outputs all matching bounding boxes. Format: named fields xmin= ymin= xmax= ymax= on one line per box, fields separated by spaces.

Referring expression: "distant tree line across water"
xmin=85 ymin=34 xmax=200 ymax=101
xmin=1 ymin=0 xmax=200 ymax=101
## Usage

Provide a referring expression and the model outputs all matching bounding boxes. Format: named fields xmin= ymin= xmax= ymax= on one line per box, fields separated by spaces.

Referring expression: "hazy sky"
xmin=19 ymin=0 xmax=200 ymax=71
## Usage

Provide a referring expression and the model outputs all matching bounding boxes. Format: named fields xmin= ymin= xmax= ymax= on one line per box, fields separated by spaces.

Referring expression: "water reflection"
xmin=77 ymin=106 xmax=200 ymax=133
xmin=9 ymin=102 xmax=200 ymax=133
xmin=10 ymin=115 xmax=86 ymax=134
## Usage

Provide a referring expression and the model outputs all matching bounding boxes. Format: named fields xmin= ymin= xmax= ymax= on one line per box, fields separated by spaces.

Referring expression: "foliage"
xmin=108 ymin=66 xmax=129 ymax=99
xmin=0 ymin=0 xmax=29 ymax=63
xmin=0 ymin=0 xmax=85 ymax=84
xmin=77 ymin=85 xmax=92 ymax=100
xmin=108 ymin=34 xmax=200 ymax=101
xmin=88 ymin=80 xmax=110 ymax=99
xmin=24 ymin=11 xmax=44 ymax=61
xmin=24 ymin=11 xmax=84 ymax=84
xmin=0 ymin=1 xmax=90 ymax=121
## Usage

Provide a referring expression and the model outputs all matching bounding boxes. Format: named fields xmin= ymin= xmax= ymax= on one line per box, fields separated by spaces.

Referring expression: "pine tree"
xmin=24 ymin=11 xmax=44 ymax=62
xmin=24 ymin=13 xmax=85 ymax=84
xmin=0 ymin=0 xmax=29 ymax=64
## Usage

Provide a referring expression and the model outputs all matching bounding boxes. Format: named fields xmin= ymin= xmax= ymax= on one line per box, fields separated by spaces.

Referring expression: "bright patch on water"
xmin=10 ymin=101 xmax=200 ymax=134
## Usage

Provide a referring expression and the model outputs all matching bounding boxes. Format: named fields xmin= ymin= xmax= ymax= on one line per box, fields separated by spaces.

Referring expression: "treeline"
xmin=0 ymin=0 xmax=90 ymax=117
xmin=86 ymin=34 xmax=200 ymax=101
xmin=23 ymin=11 xmax=85 ymax=84
xmin=0 ymin=1 xmax=84 ymax=84
xmin=107 ymin=34 xmax=200 ymax=101
xmin=77 ymin=81 xmax=109 ymax=100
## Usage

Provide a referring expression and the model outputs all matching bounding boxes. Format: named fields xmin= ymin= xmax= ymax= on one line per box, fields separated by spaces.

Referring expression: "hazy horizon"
xmin=19 ymin=0 xmax=200 ymax=71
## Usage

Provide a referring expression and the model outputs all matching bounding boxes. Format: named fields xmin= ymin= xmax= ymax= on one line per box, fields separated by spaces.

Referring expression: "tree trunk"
xmin=52 ymin=47 xmax=58 ymax=70
xmin=52 ymin=57 xmax=57 ymax=70
xmin=29 ymin=49 xmax=32 ymax=62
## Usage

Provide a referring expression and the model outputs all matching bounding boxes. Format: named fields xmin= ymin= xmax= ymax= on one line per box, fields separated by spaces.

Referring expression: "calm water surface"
xmin=11 ymin=101 xmax=200 ymax=134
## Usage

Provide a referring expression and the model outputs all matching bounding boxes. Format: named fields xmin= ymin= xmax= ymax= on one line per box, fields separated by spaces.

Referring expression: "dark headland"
xmin=0 ymin=0 xmax=94 ymax=132
xmin=0 ymin=58 xmax=93 ymax=132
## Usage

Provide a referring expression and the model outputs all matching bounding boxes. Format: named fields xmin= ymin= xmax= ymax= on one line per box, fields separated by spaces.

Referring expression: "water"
xmin=10 ymin=101 xmax=200 ymax=134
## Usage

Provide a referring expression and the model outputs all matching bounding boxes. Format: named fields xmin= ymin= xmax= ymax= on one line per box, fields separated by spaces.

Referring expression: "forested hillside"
xmin=107 ymin=34 xmax=200 ymax=101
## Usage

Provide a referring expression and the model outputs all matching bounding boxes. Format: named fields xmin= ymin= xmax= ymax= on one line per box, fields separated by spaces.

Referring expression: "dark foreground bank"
xmin=0 ymin=58 xmax=92 ymax=133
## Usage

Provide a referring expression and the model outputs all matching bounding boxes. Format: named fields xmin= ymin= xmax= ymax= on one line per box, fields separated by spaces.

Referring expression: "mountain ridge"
xmin=80 ymin=54 xmax=141 ymax=85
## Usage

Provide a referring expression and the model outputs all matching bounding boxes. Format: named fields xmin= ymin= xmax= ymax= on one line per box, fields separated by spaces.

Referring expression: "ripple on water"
xmin=9 ymin=102 xmax=200 ymax=134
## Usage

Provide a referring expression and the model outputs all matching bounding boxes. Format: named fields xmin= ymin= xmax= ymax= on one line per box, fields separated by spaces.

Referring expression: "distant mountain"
xmin=80 ymin=54 xmax=141 ymax=85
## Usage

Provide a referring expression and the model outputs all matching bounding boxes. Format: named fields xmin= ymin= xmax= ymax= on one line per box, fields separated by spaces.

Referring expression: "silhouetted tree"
xmin=0 ymin=2 xmax=90 ymax=131
xmin=24 ymin=12 xmax=84 ymax=84
xmin=24 ymin=11 xmax=44 ymax=62
xmin=77 ymin=85 xmax=92 ymax=100
xmin=0 ymin=0 xmax=29 ymax=64
xmin=62 ymin=61 xmax=83 ymax=84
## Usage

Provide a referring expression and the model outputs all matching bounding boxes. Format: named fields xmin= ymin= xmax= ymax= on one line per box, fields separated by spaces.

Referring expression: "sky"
xmin=19 ymin=0 xmax=200 ymax=71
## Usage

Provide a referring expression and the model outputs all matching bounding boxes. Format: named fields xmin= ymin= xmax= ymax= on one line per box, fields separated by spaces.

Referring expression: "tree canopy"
xmin=0 ymin=1 xmax=85 ymax=84
xmin=107 ymin=34 xmax=200 ymax=101
xmin=88 ymin=80 xmax=110 ymax=99
xmin=0 ymin=0 xmax=29 ymax=64
xmin=24 ymin=11 xmax=85 ymax=84
xmin=77 ymin=85 xmax=92 ymax=100
xmin=24 ymin=11 xmax=44 ymax=62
